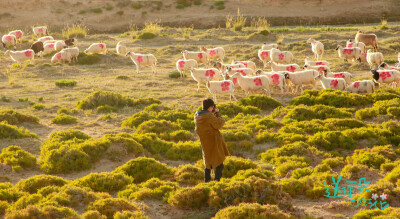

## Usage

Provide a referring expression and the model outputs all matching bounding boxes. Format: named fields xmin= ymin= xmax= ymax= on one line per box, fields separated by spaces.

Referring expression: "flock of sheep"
xmin=2 ymin=27 xmax=400 ymax=102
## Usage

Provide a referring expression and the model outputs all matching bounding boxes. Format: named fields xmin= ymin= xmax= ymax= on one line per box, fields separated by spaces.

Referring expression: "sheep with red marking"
xmin=314 ymin=74 xmax=346 ymax=91
xmin=346 ymin=40 xmax=366 ymax=53
xmin=355 ymin=31 xmax=378 ymax=51
xmin=30 ymin=41 xmax=44 ymax=57
xmin=231 ymin=60 xmax=257 ymax=72
xmin=213 ymin=62 xmax=245 ymax=73
xmin=258 ymin=49 xmax=271 ymax=67
xmin=33 ymin=26 xmax=48 ymax=37
xmin=2 ymin=35 xmax=16 ymax=49
xmin=324 ymin=71 xmax=353 ymax=85
xmin=200 ymin=46 xmax=225 ymax=62
xmin=38 ymin=36 xmax=54 ymax=43
xmin=345 ymin=80 xmax=375 ymax=94
xmin=206 ymin=78 xmax=237 ymax=102
xmin=126 ymin=51 xmax=157 ymax=74
xmin=367 ymin=49 xmax=384 ymax=69
xmin=255 ymin=70 xmax=288 ymax=96
xmin=304 ymin=57 xmax=330 ymax=67
xmin=269 ymin=48 xmax=294 ymax=64
xmin=303 ymin=64 xmax=331 ymax=74
xmin=265 ymin=61 xmax=300 ymax=73
xmin=85 ymin=43 xmax=107 ymax=54
xmin=51 ymin=50 xmax=72 ymax=64
xmin=231 ymin=72 xmax=270 ymax=96
xmin=371 ymin=69 xmax=400 ymax=88
xmin=307 ymin=38 xmax=324 ymax=60
xmin=182 ymin=50 xmax=208 ymax=66
xmin=226 ymin=67 xmax=254 ymax=77
xmin=286 ymin=70 xmax=319 ymax=94
xmin=4 ymin=49 xmax=34 ymax=67
xmin=43 ymin=43 xmax=56 ymax=55
xmin=261 ymin=43 xmax=278 ymax=50
xmin=176 ymin=59 xmax=198 ymax=79
xmin=8 ymin=30 xmax=23 ymax=43
xmin=54 ymin=41 xmax=67 ymax=51
xmin=379 ymin=62 xmax=400 ymax=71
xmin=62 ymin=47 xmax=80 ymax=63
xmin=190 ymin=67 xmax=221 ymax=91
xmin=336 ymin=45 xmax=362 ymax=62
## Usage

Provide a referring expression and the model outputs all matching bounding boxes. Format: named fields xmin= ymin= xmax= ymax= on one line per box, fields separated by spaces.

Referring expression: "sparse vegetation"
xmin=62 ymin=23 xmax=88 ymax=38
xmin=55 ymin=79 xmax=77 ymax=87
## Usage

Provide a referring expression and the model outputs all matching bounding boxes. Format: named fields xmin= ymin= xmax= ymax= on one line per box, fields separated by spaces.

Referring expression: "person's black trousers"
xmin=204 ymin=163 xmax=224 ymax=182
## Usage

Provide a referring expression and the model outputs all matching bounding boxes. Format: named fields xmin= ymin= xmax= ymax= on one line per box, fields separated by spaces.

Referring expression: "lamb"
xmin=182 ymin=50 xmax=208 ymax=65
xmin=190 ymin=67 xmax=221 ymax=91
xmin=269 ymin=48 xmax=294 ymax=64
xmin=4 ymin=49 xmax=34 ymax=67
xmin=54 ymin=41 xmax=67 ymax=51
xmin=116 ymin=41 xmax=128 ymax=56
xmin=206 ymin=78 xmax=237 ymax=102
xmin=336 ymin=45 xmax=362 ymax=62
xmin=345 ymin=80 xmax=375 ymax=94
xmin=265 ymin=61 xmax=300 ymax=72
xmin=303 ymin=64 xmax=331 ymax=74
xmin=367 ymin=49 xmax=384 ymax=69
xmin=314 ymin=74 xmax=346 ymax=91
xmin=346 ymin=40 xmax=366 ymax=53
xmin=200 ymin=46 xmax=225 ymax=63
xmin=379 ymin=62 xmax=400 ymax=71
xmin=231 ymin=60 xmax=257 ymax=72
xmin=51 ymin=51 xmax=72 ymax=64
xmin=286 ymin=70 xmax=319 ymax=94
xmin=213 ymin=62 xmax=245 ymax=73
xmin=355 ymin=31 xmax=378 ymax=51
xmin=261 ymin=43 xmax=279 ymax=50
xmin=255 ymin=70 xmax=288 ymax=96
xmin=38 ymin=36 xmax=54 ymax=43
xmin=371 ymin=69 xmax=400 ymax=88
xmin=258 ymin=49 xmax=271 ymax=67
xmin=324 ymin=71 xmax=353 ymax=85
xmin=30 ymin=41 xmax=44 ymax=57
xmin=231 ymin=72 xmax=270 ymax=96
xmin=85 ymin=43 xmax=107 ymax=54
xmin=33 ymin=26 xmax=48 ymax=37
xmin=304 ymin=57 xmax=330 ymax=67
xmin=43 ymin=43 xmax=56 ymax=55
xmin=61 ymin=47 xmax=80 ymax=63
xmin=8 ymin=30 xmax=23 ymax=43
xmin=307 ymin=38 xmax=324 ymax=60
xmin=176 ymin=59 xmax=198 ymax=79
xmin=2 ymin=35 xmax=16 ymax=49
xmin=126 ymin=51 xmax=157 ymax=74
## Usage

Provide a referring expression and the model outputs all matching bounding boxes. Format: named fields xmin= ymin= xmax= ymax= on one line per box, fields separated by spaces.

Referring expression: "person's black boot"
xmin=204 ymin=168 xmax=211 ymax=182
xmin=214 ymin=164 xmax=224 ymax=181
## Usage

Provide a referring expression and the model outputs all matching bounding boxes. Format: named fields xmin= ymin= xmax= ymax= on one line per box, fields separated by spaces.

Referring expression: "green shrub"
xmin=82 ymin=210 xmax=106 ymax=219
xmin=113 ymin=157 xmax=174 ymax=183
xmin=223 ymin=156 xmax=258 ymax=178
xmin=0 ymin=200 xmax=9 ymax=215
xmin=0 ymin=187 xmax=26 ymax=202
xmin=174 ymin=164 xmax=203 ymax=185
xmin=321 ymin=157 xmax=345 ymax=169
xmin=5 ymin=205 xmax=79 ymax=219
xmin=91 ymin=8 xmax=102 ymax=13
xmin=353 ymin=207 xmax=400 ymax=219
xmin=16 ymin=175 xmax=68 ymax=193
xmin=355 ymin=108 xmax=379 ymax=120
xmin=260 ymin=141 xmax=310 ymax=162
xmin=217 ymin=102 xmax=260 ymax=117
xmin=77 ymin=52 xmax=101 ymax=65
xmin=73 ymin=172 xmax=133 ymax=192
xmin=349 ymin=145 xmax=395 ymax=169
xmin=290 ymin=89 xmax=371 ymax=107
xmin=387 ymin=106 xmax=400 ymax=118
xmin=168 ymin=130 xmax=193 ymax=142
xmin=131 ymin=3 xmax=142 ymax=9
xmin=87 ymin=198 xmax=140 ymax=219
xmin=168 ymin=72 xmax=181 ymax=78
xmin=340 ymin=164 xmax=370 ymax=179
xmin=292 ymin=167 xmax=313 ymax=179
xmin=213 ymin=203 xmax=293 ymax=219
xmin=122 ymin=111 xmax=155 ymax=128
xmin=136 ymin=32 xmax=157 ymax=40
xmin=116 ymin=75 xmax=129 ymax=80
xmin=283 ymin=105 xmax=352 ymax=123
xmin=308 ymin=131 xmax=355 ymax=150
xmin=165 ymin=141 xmax=201 ymax=161
xmin=135 ymin=119 xmax=180 ymax=135
xmin=1 ymin=96 xmax=10 ymax=102
xmin=383 ymin=165 xmax=400 ymax=184
xmin=32 ymin=103 xmax=45 ymax=110
xmin=0 ymin=122 xmax=37 ymax=139
xmin=118 ymin=178 xmax=179 ymax=201
xmin=168 ymin=184 xmax=210 ymax=209
xmin=0 ymin=110 xmax=39 ymax=125
xmin=238 ymin=94 xmax=283 ymax=110
xmin=96 ymin=105 xmax=117 ymax=113
xmin=116 ymin=10 xmax=124 ymax=16
xmin=0 ymin=146 xmax=36 ymax=170
xmin=131 ymin=133 xmax=172 ymax=154
xmin=62 ymin=23 xmax=87 ymax=38
xmin=55 ymin=79 xmax=77 ymax=87
xmin=77 ymin=91 xmax=134 ymax=110
xmin=51 ymin=113 xmax=78 ymax=124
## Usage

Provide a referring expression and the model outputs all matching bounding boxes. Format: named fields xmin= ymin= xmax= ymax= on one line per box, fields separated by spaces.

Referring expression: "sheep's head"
xmin=357 ymin=30 xmax=363 ymax=34
xmin=367 ymin=49 xmax=373 ymax=53
xmin=283 ymin=72 xmax=289 ymax=79
xmin=226 ymin=66 xmax=232 ymax=72
xmin=322 ymin=69 xmax=328 ymax=76
xmin=314 ymin=74 xmax=321 ymax=80
xmin=305 ymin=57 xmax=310 ymax=62
xmin=214 ymin=62 xmax=222 ymax=69
xmin=371 ymin=69 xmax=380 ymax=81
xmin=255 ymin=69 xmax=263 ymax=75
xmin=200 ymin=46 xmax=207 ymax=52
xmin=335 ymin=45 xmax=341 ymax=50
xmin=125 ymin=51 xmax=131 ymax=57
xmin=190 ymin=66 xmax=195 ymax=71
xmin=4 ymin=50 xmax=10 ymax=56
xmin=303 ymin=64 xmax=309 ymax=69
xmin=265 ymin=61 xmax=272 ymax=67
xmin=379 ymin=62 xmax=387 ymax=68
xmin=306 ymin=38 xmax=313 ymax=44
xmin=348 ymin=39 xmax=353 ymax=43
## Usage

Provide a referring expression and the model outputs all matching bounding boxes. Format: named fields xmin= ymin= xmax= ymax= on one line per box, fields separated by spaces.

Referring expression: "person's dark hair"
xmin=202 ymin=98 xmax=215 ymax=110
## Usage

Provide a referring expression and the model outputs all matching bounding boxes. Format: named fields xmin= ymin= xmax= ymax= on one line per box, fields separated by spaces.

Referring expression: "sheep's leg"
xmin=280 ymin=85 xmax=284 ymax=97
xmin=231 ymin=93 xmax=237 ymax=101
xmin=197 ymin=82 xmax=200 ymax=92
xmin=213 ymin=94 xmax=217 ymax=102
xmin=136 ymin=64 xmax=140 ymax=74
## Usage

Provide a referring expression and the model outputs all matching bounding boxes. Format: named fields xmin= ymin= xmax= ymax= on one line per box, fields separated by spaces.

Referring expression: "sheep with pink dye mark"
xmin=38 ymin=36 xmax=54 ymax=43
xmin=8 ymin=30 xmax=23 ymax=43
xmin=51 ymin=50 xmax=72 ymax=64
xmin=345 ymin=80 xmax=375 ymax=94
xmin=214 ymin=62 xmax=245 ymax=73
xmin=200 ymin=46 xmax=225 ymax=63
xmin=314 ymin=74 xmax=346 ymax=91
xmin=231 ymin=60 xmax=257 ymax=72
xmin=304 ymin=57 xmax=330 ymax=67
xmin=324 ymin=71 xmax=353 ymax=85
xmin=126 ymin=51 xmax=157 ymax=74
xmin=190 ymin=67 xmax=221 ymax=91
xmin=182 ymin=50 xmax=208 ymax=66
xmin=231 ymin=72 xmax=270 ymax=96
xmin=85 ymin=43 xmax=107 ymax=55
xmin=206 ymin=78 xmax=237 ymax=102
xmin=269 ymin=48 xmax=294 ymax=64
xmin=4 ymin=49 xmax=34 ymax=67
xmin=2 ymin=35 xmax=16 ymax=49
xmin=255 ymin=70 xmax=288 ymax=96
xmin=33 ymin=26 xmax=48 ymax=37
xmin=265 ymin=61 xmax=300 ymax=73
xmin=336 ymin=45 xmax=362 ymax=62
xmin=176 ymin=59 xmax=198 ymax=78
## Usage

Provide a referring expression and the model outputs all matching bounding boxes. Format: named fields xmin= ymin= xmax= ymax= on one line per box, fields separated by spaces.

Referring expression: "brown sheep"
xmin=30 ymin=41 xmax=44 ymax=57
xmin=64 ymin=38 xmax=75 ymax=47
xmin=355 ymin=31 xmax=378 ymax=51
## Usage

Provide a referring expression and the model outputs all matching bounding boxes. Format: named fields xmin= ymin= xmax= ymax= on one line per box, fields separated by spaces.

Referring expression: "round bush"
xmin=73 ymin=172 xmax=133 ymax=192
xmin=16 ymin=175 xmax=68 ymax=193
xmin=136 ymin=32 xmax=157 ymax=39
xmin=0 ymin=146 xmax=36 ymax=169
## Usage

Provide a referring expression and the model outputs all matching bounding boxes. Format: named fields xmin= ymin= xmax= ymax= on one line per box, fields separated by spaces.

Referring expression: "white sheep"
xmin=314 ymin=74 xmax=346 ymax=91
xmin=269 ymin=48 xmax=294 ymax=64
xmin=360 ymin=52 xmax=368 ymax=62
xmin=51 ymin=51 xmax=72 ymax=64
xmin=126 ymin=51 xmax=157 ymax=74
xmin=371 ymin=69 xmax=400 ymax=88
xmin=261 ymin=43 xmax=278 ymax=50
xmin=346 ymin=40 xmax=366 ymax=53
xmin=206 ymin=78 xmax=237 ymax=102
xmin=336 ymin=45 xmax=362 ymax=62
xmin=231 ymin=60 xmax=257 ymax=72
xmin=367 ymin=49 xmax=384 ymax=69
xmin=54 ymin=41 xmax=67 ymax=51
xmin=85 ymin=43 xmax=107 ymax=54
xmin=33 ymin=26 xmax=48 ymax=37
xmin=43 ymin=40 xmax=56 ymax=45
xmin=2 ymin=35 xmax=16 ymax=49
xmin=265 ymin=61 xmax=300 ymax=73
xmin=255 ymin=70 xmax=288 ymax=96
xmin=190 ymin=67 xmax=221 ymax=91
xmin=303 ymin=64 xmax=331 ymax=74
xmin=307 ymin=38 xmax=324 ymax=60
xmin=182 ymin=50 xmax=208 ymax=65
xmin=324 ymin=72 xmax=353 ymax=85
xmin=258 ymin=49 xmax=271 ymax=67
xmin=379 ymin=62 xmax=400 ymax=71
xmin=345 ymin=80 xmax=375 ymax=94
xmin=116 ymin=41 xmax=128 ymax=56
xmin=61 ymin=47 xmax=80 ymax=63
xmin=213 ymin=62 xmax=245 ymax=73
xmin=43 ymin=43 xmax=56 ymax=55
xmin=286 ymin=70 xmax=319 ymax=94
xmin=200 ymin=46 xmax=225 ymax=63
xmin=232 ymin=72 xmax=271 ymax=96
xmin=38 ymin=36 xmax=54 ymax=43
xmin=176 ymin=59 xmax=198 ymax=79
xmin=226 ymin=67 xmax=254 ymax=77
xmin=304 ymin=57 xmax=330 ymax=67
xmin=8 ymin=30 xmax=23 ymax=43
xmin=4 ymin=49 xmax=34 ymax=67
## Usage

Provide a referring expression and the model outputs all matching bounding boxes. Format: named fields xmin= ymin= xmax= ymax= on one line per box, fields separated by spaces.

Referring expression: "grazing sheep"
xmin=304 ymin=57 xmax=330 ymax=67
xmin=258 ymin=49 xmax=271 ymax=67
xmin=380 ymin=62 xmax=400 ymax=71
xmin=355 ymin=31 xmax=378 ymax=51
xmin=182 ymin=50 xmax=208 ymax=65
xmin=345 ymin=80 xmax=375 ymax=94
xmin=43 ymin=43 xmax=56 ymax=55
xmin=286 ymin=70 xmax=319 ymax=94
xmin=2 ymin=35 xmax=16 ymax=49
xmin=303 ymin=64 xmax=331 ymax=74
xmin=226 ymin=67 xmax=254 ymax=77
xmin=30 ymin=41 xmax=44 ymax=57
xmin=314 ymin=74 xmax=346 ymax=91
xmin=54 ymin=41 xmax=67 ymax=51
xmin=190 ymin=67 xmax=221 ymax=91
xmin=213 ymin=62 xmax=245 ymax=73
xmin=307 ymin=38 xmax=324 ymax=60
xmin=38 ymin=36 xmax=54 ymax=43
xmin=33 ymin=26 xmax=48 ymax=37
xmin=265 ymin=61 xmax=300 ymax=73
xmin=200 ymin=46 xmax=225 ymax=63
xmin=261 ymin=43 xmax=279 ymax=50
xmin=116 ymin=41 xmax=128 ymax=56
xmin=269 ymin=48 xmax=294 ymax=64
xmin=324 ymin=71 xmax=353 ymax=85
xmin=51 ymin=51 xmax=72 ymax=64
xmin=206 ymin=78 xmax=237 ymax=102
xmin=231 ymin=72 xmax=271 ymax=96
xmin=176 ymin=59 xmax=198 ymax=79
xmin=8 ymin=30 xmax=23 ymax=43
xmin=371 ymin=69 xmax=400 ymax=88
xmin=126 ymin=51 xmax=157 ymax=74
xmin=336 ymin=45 xmax=362 ymax=62
xmin=62 ymin=47 xmax=80 ymax=63
xmin=231 ymin=60 xmax=257 ymax=72
xmin=4 ymin=49 xmax=34 ymax=66
xmin=85 ymin=43 xmax=107 ymax=54
xmin=346 ymin=40 xmax=366 ymax=53
xmin=255 ymin=70 xmax=288 ymax=96
xmin=367 ymin=49 xmax=384 ymax=69
xmin=43 ymin=40 xmax=56 ymax=45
